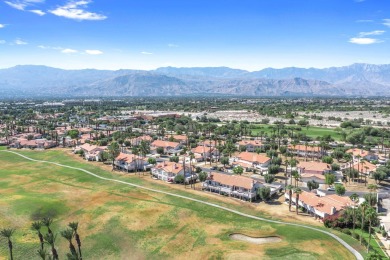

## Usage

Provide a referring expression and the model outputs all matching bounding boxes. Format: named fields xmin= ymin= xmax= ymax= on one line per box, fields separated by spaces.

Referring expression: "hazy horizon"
xmin=1 ymin=0 xmax=390 ymax=71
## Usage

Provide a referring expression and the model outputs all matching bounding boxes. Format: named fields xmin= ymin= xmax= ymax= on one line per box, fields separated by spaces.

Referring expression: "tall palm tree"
xmin=108 ymin=141 xmax=121 ymax=170
xmin=42 ymin=217 xmax=53 ymax=234
xmin=44 ymin=233 xmax=58 ymax=260
xmin=31 ymin=221 xmax=45 ymax=250
xmin=349 ymin=193 xmax=359 ymax=233
xmin=359 ymin=201 xmax=369 ymax=245
xmin=69 ymin=222 xmax=82 ymax=259
xmin=60 ymin=228 xmax=77 ymax=257
xmin=286 ymin=185 xmax=294 ymax=212
xmin=292 ymin=170 xmax=300 ymax=187
xmin=294 ymin=188 xmax=302 ymax=215
xmin=0 ymin=228 xmax=15 ymax=260
xmin=365 ymin=207 xmax=378 ymax=253
xmin=284 ymin=159 xmax=289 ymax=187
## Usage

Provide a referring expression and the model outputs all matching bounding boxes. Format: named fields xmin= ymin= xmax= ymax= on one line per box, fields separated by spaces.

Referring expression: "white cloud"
xmin=85 ymin=49 xmax=103 ymax=55
xmin=4 ymin=0 xmax=44 ymax=11
xmin=30 ymin=9 xmax=45 ymax=16
xmin=358 ymin=30 xmax=385 ymax=37
xmin=49 ymin=0 xmax=107 ymax=21
xmin=356 ymin=19 xmax=373 ymax=23
xmin=0 ymin=24 xmax=6 ymax=28
xmin=168 ymin=43 xmax=179 ymax=48
xmin=38 ymin=45 xmax=63 ymax=50
xmin=14 ymin=38 xmax=28 ymax=45
xmin=5 ymin=1 xmax=26 ymax=10
xmin=0 ymin=40 xmax=6 ymax=44
xmin=349 ymin=37 xmax=382 ymax=44
xmin=384 ymin=19 xmax=390 ymax=27
xmin=61 ymin=48 xmax=78 ymax=53
xmin=141 ymin=51 xmax=153 ymax=55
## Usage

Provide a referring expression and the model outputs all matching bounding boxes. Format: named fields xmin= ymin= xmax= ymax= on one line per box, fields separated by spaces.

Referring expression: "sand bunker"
xmin=229 ymin=233 xmax=282 ymax=244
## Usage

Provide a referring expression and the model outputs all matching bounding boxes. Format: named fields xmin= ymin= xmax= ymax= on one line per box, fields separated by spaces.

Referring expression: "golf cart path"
xmin=1 ymin=150 xmax=363 ymax=260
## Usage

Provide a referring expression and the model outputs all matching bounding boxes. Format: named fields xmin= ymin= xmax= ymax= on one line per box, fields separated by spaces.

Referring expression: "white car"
xmin=327 ymin=186 xmax=335 ymax=191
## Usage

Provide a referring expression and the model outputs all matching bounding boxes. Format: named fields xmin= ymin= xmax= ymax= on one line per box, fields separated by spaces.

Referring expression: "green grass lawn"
xmin=351 ymin=229 xmax=388 ymax=258
xmin=0 ymin=149 xmax=362 ymax=259
xmin=250 ymin=124 xmax=342 ymax=141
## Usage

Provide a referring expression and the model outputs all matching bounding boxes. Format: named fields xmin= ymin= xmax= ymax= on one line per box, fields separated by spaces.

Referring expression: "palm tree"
xmin=42 ymin=217 xmax=53 ymax=234
xmin=365 ymin=207 xmax=378 ymax=253
xmin=359 ymin=201 xmax=369 ymax=245
xmin=69 ymin=222 xmax=82 ymax=259
xmin=286 ymin=185 xmax=294 ymax=212
xmin=294 ymin=187 xmax=302 ymax=215
xmin=349 ymin=193 xmax=359 ymax=233
xmin=284 ymin=159 xmax=289 ymax=187
xmin=292 ymin=170 xmax=300 ymax=187
xmin=108 ymin=141 xmax=121 ymax=170
xmin=44 ymin=233 xmax=58 ymax=260
xmin=61 ymin=228 xmax=77 ymax=257
xmin=31 ymin=221 xmax=45 ymax=250
xmin=0 ymin=228 xmax=15 ymax=260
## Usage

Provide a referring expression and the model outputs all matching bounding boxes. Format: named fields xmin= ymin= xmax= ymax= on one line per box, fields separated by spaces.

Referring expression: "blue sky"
xmin=1 ymin=0 xmax=390 ymax=71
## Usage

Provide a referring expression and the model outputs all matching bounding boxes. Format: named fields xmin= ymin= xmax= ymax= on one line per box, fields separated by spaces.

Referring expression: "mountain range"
xmin=1 ymin=63 xmax=390 ymax=98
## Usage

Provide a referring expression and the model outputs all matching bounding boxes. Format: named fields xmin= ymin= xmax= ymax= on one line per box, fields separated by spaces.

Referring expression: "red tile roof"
xmin=209 ymin=172 xmax=257 ymax=190
xmin=292 ymin=191 xmax=352 ymax=215
xmin=238 ymin=152 xmax=270 ymax=164
xmin=151 ymin=140 xmax=180 ymax=148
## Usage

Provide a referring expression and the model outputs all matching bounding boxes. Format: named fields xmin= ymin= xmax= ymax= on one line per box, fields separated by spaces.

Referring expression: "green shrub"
xmin=361 ymin=238 xmax=368 ymax=247
xmin=342 ymin=229 xmax=352 ymax=235
xmin=333 ymin=227 xmax=342 ymax=232
xmin=382 ymin=230 xmax=388 ymax=238
xmin=352 ymin=232 xmax=360 ymax=240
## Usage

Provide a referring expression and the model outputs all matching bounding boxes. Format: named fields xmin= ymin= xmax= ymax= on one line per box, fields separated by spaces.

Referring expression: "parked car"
xmin=327 ymin=186 xmax=335 ymax=191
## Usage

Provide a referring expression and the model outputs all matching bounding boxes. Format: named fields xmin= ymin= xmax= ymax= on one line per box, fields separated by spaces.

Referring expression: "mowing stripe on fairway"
xmin=1 ymin=150 xmax=363 ymax=260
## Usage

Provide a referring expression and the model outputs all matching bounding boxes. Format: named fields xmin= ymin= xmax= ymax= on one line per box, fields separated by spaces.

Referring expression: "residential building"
xmin=237 ymin=140 xmax=263 ymax=152
xmin=151 ymin=161 xmax=192 ymax=182
xmin=114 ymin=152 xmax=148 ymax=172
xmin=75 ymin=143 xmax=106 ymax=161
xmin=129 ymin=135 xmax=153 ymax=146
xmin=202 ymin=172 xmax=281 ymax=202
xmin=150 ymin=140 xmax=181 ymax=154
xmin=191 ymin=145 xmax=220 ymax=162
xmin=10 ymin=139 xmax=56 ymax=149
xmin=346 ymin=148 xmax=379 ymax=162
xmin=232 ymin=152 xmax=271 ymax=171
xmin=285 ymin=190 xmax=353 ymax=221
xmin=352 ymin=160 xmax=377 ymax=177
xmin=288 ymin=144 xmax=324 ymax=158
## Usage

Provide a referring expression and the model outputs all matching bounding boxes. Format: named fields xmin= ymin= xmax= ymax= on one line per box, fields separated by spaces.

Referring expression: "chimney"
xmin=331 ymin=206 xmax=336 ymax=215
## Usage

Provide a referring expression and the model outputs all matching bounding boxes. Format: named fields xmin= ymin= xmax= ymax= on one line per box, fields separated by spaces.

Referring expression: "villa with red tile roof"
xmin=151 ymin=161 xmax=191 ymax=182
xmin=288 ymin=144 xmax=324 ymax=158
xmin=164 ymin=134 xmax=188 ymax=144
xmin=297 ymin=161 xmax=332 ymax=184
xmin=237 ymin=140 xmax=263 ymax=152
xmin=191 ymin=145 xmax=220 ymax=162
xmin=233 ymin=152 xmax=271 ymax=170
xmin=346 ymin=148 xmax=378 ymax=161
xmin=285 ymin=190 xmax=353 ymax=221
xmin=202 ymin=172 xmax=281 ymax=202
xmin=352 ymin=160 xmax=377 ymax=177
xmin=151 ymin=140 xmax=181 ymax=154
xmin=129 ymin=135 xmax=153 ymax=146
xmin=10 ymin=139 xmax=56 ymax=150
xmin=75 ymin=143 xmax=106 ymax=161
xmin=114 ymin=152 xmax=148 ymax=172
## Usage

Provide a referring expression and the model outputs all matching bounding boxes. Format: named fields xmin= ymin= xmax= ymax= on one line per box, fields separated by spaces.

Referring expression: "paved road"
xmin=1 ymin=150 xmax=363 ymax=260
